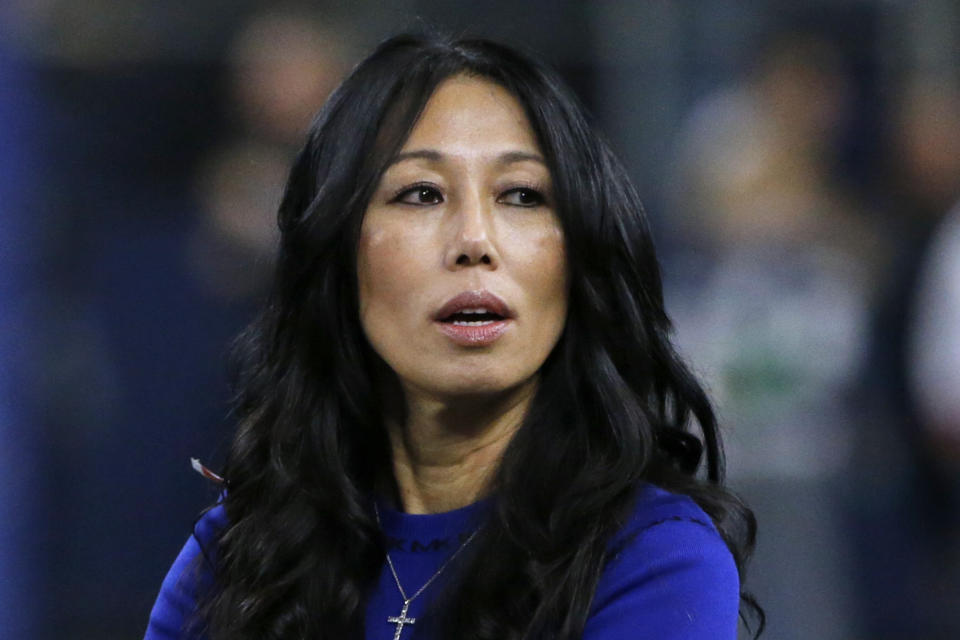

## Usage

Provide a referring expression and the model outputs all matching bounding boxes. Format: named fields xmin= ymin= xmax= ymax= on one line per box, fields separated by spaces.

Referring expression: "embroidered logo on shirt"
xmin=386 ymin=532 xmax=474 ymax=553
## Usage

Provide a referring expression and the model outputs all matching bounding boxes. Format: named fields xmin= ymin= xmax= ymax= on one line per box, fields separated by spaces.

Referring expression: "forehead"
xmin=399 ymin=75 xmax=542 ymax=156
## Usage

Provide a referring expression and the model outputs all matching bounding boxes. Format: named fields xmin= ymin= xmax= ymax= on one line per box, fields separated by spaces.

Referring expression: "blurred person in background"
xmin=854 ymin=75 xmax=960 ymax=638
xmin=145 ymin=33 xmax=762 ymax=640
xmin=189 ymin=8 xmax=351 ymax=301
xmin=666 ymin=28 xmax=880 ymax=640
xmin=911 ymin=198 xmax=960 ymax=511
xmin=10 ymin=3 xmax=352 ymax=636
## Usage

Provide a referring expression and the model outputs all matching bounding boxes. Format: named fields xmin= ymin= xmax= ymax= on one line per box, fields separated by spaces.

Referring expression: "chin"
xmin=422 ymin=368 xmax=538 ymax=401
xmin=436 ymin=380 xmax=514 ymax=398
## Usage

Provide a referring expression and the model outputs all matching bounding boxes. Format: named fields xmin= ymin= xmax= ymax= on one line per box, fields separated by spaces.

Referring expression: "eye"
xmin=393 ymin=184 xmax=443 ymax=206
xmin=498 ymin=187 xmax=545 ymax=207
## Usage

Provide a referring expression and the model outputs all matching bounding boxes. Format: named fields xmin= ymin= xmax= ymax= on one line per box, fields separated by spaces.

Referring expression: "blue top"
xmin=144 ymin=484 xmax=739 ymax=639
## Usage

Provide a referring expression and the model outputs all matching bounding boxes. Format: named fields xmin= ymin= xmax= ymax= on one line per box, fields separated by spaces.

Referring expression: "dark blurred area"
xmin=2 ymin=1 xmax=958 ymax=638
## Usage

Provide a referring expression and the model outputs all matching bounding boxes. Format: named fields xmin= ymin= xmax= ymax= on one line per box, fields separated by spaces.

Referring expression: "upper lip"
xmin=433 ymin=290 xmax=514 ymax=321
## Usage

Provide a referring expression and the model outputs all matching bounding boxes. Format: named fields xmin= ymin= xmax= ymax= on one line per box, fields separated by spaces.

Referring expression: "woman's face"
xmin=357 ymin=75 xmax=568 ymax=400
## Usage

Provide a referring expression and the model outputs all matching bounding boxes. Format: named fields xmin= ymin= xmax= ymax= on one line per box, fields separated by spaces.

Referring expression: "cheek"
xmin=357 ymin=221 xmax=431 ymax=351
xmin=525 ymin=228 xmax=568 ymax=308
xmin=357 ymin=225 xmax=402 ymax=318
xmin=546 ymin=228 xmax=568 ymax=288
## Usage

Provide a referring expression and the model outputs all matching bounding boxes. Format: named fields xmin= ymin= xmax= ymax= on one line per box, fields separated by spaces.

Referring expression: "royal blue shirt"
xmin=144 ymin=484 xmax=739 ymax=639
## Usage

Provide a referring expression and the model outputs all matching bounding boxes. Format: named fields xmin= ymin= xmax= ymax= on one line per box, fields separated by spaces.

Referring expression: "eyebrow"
xmin=387 ymin=149 xmax=547 ymax=168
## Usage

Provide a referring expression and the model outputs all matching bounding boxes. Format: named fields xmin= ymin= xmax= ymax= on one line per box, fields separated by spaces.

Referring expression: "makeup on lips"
xmin=434 ymin=290 xmax=514 ymax=347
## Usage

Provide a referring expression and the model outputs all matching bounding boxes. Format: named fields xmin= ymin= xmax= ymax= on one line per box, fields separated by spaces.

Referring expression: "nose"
xmin=443 ymin=192 xmax=500 ymax=270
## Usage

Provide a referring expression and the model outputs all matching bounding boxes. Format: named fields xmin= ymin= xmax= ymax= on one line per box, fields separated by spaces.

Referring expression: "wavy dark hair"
xmin=197 ymin=32 xmax=763 ymax=639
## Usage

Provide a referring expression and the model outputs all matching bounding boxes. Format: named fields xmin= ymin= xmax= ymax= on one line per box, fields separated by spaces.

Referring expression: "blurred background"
xmin=1 ymin=1 xmax=959 ymax=638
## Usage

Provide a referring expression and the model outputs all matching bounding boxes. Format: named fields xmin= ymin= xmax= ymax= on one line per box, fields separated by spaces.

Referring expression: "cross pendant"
xmin=387 ymin=599 xmax=416 ymax=640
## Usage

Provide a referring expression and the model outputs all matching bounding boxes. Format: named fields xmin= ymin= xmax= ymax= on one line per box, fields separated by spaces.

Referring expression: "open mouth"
xmin=434 ymin=291 xmax=513 ymax=346
xmin=440 ymin=308 xmax=506 ymax=326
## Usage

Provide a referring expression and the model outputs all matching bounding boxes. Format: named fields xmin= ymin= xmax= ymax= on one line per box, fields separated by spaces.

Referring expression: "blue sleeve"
xmin=144 ymin=505 xmax=226 ymax=640
xmin=584 ymin=513 xmax=740 ymax=639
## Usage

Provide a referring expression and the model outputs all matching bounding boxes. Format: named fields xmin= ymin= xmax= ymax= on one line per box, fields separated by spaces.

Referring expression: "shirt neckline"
xmin=375 ymin=497 xmax=491 ymax=541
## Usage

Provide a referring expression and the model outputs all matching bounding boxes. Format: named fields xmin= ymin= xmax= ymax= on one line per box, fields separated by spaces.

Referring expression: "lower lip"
xmin=435 ymin=319 xmax=511 ymax=346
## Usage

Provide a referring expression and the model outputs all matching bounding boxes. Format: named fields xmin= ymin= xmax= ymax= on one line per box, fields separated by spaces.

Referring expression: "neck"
xmin=385 ymin=381 xmax=536 ymax=514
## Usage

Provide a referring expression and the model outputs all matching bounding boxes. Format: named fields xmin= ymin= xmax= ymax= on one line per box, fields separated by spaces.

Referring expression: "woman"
xmin=146 ymin=33 xmax=762 ymax=640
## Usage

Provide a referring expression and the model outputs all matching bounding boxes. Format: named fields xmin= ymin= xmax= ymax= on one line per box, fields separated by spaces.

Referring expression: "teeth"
xmin=452 ymin=319 xmax=496 ymax=326
xmin=458 ymin=308 xmax=488 ymax=314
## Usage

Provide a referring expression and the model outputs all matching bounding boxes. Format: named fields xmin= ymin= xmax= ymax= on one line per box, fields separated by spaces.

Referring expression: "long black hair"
xmin=198 ymin=32 xmax=762 ymax=639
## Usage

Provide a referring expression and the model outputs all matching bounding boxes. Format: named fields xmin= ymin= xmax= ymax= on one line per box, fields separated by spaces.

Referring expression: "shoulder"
xmin=584 ymin=484 xmax=740 ymax=639
xmin=192 ymin=502 xmax=229 ymax=554
xmin=617 ymin=483 xmax=719 ymax=539
xmin=144 ymin=504 xmax=227 ymax=640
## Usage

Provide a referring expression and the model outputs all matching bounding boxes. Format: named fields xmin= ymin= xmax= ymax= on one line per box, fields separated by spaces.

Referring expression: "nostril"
xmin=455 ymin=253 xmax=493 ymax=266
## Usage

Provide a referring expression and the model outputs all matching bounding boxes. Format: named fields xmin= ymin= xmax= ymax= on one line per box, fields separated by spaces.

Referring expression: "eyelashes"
xmin=498 ymin=187 xmax=546 ymax=207
xmin=391 ymin=182 xmax=444 ymax=206
xmin=389 ymin=182 xmax=549 ymax=208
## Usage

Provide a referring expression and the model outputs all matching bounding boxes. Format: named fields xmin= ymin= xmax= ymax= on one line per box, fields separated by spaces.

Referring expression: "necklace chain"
xmin=374 ymin=502 xmax=480 ymax=604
